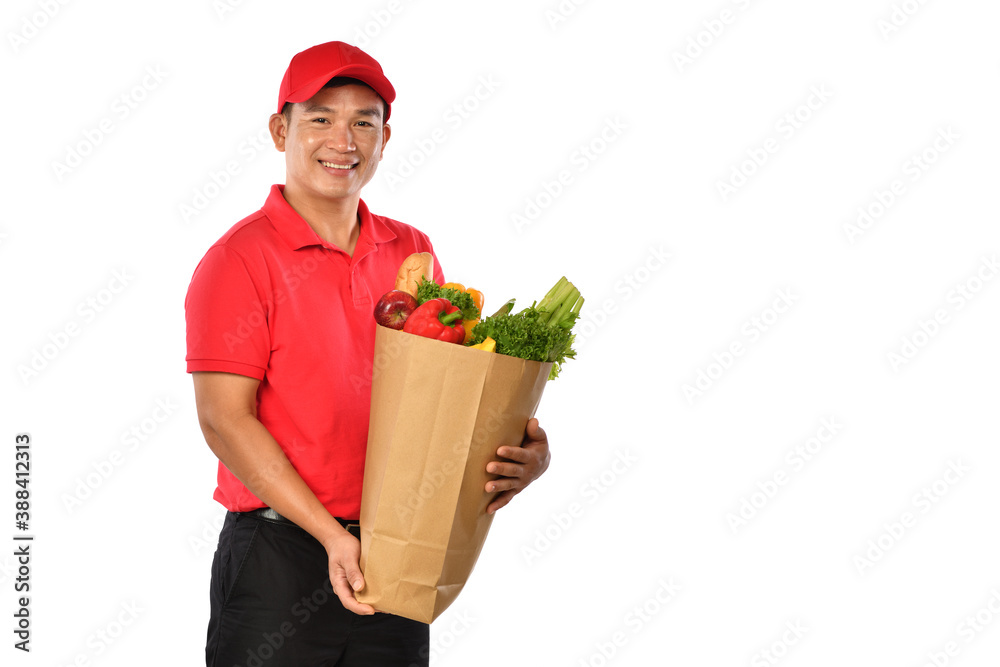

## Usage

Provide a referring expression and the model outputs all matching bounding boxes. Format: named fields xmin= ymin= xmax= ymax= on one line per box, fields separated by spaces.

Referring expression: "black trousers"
xmin=206 ymin=511 xmax=429 ymax=667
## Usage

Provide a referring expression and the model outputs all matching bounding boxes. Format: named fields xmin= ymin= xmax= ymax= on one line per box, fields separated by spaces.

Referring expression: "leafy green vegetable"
xmin=470 ymin=277 xmax=583 ymax=380
xmin=415 ymin=278 xmax=480 ymax=320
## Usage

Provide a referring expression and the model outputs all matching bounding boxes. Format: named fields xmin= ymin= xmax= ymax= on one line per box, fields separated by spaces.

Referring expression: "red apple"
xmin=373 ymin=290 xmax=419 ymax=329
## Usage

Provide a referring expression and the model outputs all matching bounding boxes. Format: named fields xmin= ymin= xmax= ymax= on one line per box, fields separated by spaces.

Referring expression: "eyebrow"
xmin=301 ymin=104 xmax=382 ymax=120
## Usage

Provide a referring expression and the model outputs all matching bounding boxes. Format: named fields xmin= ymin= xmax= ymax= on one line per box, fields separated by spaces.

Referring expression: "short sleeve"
xmin=185 ymin=245 xmax=270 ymax=380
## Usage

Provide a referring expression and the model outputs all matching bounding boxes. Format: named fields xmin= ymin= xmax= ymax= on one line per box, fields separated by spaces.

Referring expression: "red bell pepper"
xmin=402 ymin=298 xmax=466 ymax=344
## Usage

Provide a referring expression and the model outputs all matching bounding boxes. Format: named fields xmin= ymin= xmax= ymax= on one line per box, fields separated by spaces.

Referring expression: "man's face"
xmin=269 ymin=83 xmax=390 ymax=206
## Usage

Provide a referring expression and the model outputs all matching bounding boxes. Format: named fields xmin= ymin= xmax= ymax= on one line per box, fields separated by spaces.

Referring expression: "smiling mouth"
xmin=320 ymin=160 xmax=357 ymax=170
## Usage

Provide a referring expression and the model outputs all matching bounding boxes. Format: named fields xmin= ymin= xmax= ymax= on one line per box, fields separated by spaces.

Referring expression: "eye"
xmin=311 ymin=117 xmax=329 ymax=124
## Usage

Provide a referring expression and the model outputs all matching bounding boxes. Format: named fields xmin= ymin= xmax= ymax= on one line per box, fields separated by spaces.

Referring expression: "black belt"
xmin=248 ymin=507 xmax=360 ymax=537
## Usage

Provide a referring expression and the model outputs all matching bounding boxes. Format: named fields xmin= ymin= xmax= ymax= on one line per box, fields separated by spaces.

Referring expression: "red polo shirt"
xmin=185 ymin=184 xmax=444 ymax=519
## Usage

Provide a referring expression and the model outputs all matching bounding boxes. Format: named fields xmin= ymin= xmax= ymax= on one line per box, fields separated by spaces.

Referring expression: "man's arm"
xmin=192 ymin=371 xmax=374 ymax=615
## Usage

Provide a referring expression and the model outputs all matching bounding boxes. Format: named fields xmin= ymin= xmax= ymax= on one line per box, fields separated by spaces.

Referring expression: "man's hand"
xmin=193 ymin=371 xmax=376 ymax=615
xmin=325 ymin=530 xmax=375 ymax=615
xmin=485 ymin=418 xmax=550 ymax=514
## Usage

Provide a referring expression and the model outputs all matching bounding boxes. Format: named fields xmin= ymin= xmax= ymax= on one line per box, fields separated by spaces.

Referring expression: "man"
xmin=185 ymin=41 xmax=550 ymax=666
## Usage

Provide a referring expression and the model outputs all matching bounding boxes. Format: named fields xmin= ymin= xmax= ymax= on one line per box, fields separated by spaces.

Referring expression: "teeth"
xmin=321 ymin=161 xmax=354 ymax=169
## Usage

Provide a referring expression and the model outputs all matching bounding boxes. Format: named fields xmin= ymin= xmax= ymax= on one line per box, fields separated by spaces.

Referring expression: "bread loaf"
xmin=394 ymin=252 xmax=434 ymax=297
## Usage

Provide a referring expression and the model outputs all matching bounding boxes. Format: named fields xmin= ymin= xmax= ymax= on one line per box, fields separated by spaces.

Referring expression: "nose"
xmin=326 ymin=122 xmax=356 ymax=152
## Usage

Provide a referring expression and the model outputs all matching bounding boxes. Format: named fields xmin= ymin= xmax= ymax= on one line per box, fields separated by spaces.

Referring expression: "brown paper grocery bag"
xmin=357 ymin=325 xmax=551 ymax=623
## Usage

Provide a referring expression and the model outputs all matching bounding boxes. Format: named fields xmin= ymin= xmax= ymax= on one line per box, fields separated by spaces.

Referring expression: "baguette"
xmin=394 ymin=252 xmax=434 ymax=297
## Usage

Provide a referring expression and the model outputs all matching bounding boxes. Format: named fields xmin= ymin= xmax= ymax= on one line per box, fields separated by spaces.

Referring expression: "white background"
xmin=3 ymin=0 xmax=1000 ymax=665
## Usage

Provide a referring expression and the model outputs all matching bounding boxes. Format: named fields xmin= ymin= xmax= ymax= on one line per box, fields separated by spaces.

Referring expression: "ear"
xmin=269 ymin=112 xmax=288 ymax=152
xmin=379 ymin=123 xmax=391 ymax=161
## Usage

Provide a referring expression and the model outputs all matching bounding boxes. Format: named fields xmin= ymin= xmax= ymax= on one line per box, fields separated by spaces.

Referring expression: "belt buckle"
xmin=256 ymin=507 xmax=285 ymax=523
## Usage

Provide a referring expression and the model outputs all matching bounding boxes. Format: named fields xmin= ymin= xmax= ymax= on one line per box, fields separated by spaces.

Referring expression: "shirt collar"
xmin=262 ymin=184 xmax=397 ymax=251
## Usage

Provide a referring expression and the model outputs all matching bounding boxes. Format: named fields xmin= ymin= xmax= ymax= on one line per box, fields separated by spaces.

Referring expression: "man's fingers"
xmin=332 ymin=572 xmax=375 ymax=615
xmin=487 ymin=489 xmax=516 ymax=514
xmin=484 ymin=419 xmax=549 ymax=514
xmin=486 ymin=475 xmax=523 ymax=494
xmin=328 ymin=537 xmax=374 ymax=616
xmin=335 ymin=587 xmax=375 ymax=615
xmin=343 ymin=561 xmax=365 ymax=591
xmin=496 ymin=445 xmax=531 ymax=462
xmin=487 ymin=460 xmax=524 ymax=477
xmin=525 ymin=418 xmax=546 ymax=443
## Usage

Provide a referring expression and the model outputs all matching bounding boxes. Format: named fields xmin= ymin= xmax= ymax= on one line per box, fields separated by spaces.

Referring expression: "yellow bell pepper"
xmin=442 ymin=282 xmax=485 ymax=344
xmin=469 ymin=336 xmax=496 ymax=353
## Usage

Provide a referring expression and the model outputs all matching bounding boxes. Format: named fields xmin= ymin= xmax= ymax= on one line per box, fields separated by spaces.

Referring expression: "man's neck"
xmin=282 ymin=186 xmax=361 ymax=256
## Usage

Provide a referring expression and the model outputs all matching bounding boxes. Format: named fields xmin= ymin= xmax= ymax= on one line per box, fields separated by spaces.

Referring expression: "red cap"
xmin=276 ymin=41 xmax=396 ymax=121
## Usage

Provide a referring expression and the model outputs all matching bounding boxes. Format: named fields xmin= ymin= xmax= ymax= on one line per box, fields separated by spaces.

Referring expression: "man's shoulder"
xmin=212 ymin=208 xmax=275 ymax=249
xmin=189 ymin=206 xmax=280 ymax=283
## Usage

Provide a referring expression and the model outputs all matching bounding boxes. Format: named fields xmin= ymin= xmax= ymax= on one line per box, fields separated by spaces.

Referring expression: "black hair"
xmin=281 ymin=77 xmax=388 ymax=122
